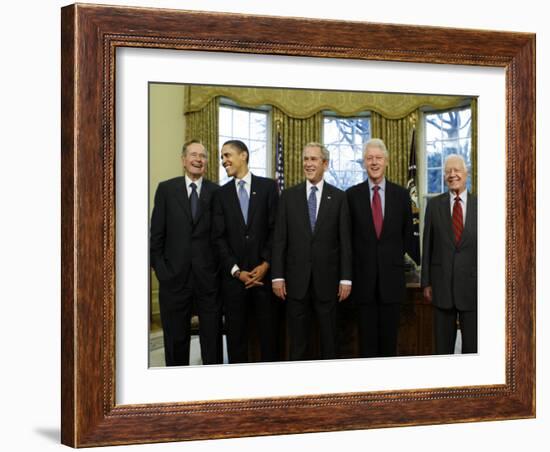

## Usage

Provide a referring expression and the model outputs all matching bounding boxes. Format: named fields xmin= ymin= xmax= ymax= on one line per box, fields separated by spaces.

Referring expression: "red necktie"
xmin=372 ymin=185 xmax=383 ymax=239
xmin=452 ymin=196 xmax=463 ymax=245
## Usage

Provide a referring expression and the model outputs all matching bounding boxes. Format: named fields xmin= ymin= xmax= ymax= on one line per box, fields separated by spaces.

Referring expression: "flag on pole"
xmin=275 ymin=129 xmax=285 ymax=192
xmin=407 ymin=128 xmax=421 ymax=265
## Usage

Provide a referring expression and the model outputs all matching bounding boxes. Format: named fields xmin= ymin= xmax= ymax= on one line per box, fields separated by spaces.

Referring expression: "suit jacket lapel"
xmin=440 ymin=193 xmax=455 ymax=245
xmin=363 ymin=180 xmax=377 ymax=239
xmin=194 ymin=181 xmax=211 ymax=224
xmin=314 ymin=183 xmax=333 ymax=235
xmin=298 ymin=182 xmax=313 ymax=237
xmin=247 ymin=175 xmax=259 ymax=226
xmin=229 ymin=180 xmax=247 ymax=228
xmin=459 ymin=192 xmax=476 ymax=247
xmin=379 ymin=182 xmax=394 ymax=240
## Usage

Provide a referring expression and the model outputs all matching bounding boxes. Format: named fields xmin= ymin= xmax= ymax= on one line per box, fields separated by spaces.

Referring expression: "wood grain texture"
xmin=60 ymin=3 xmax=536 ymax=447
xmin=60 ymin=5 xmax=76 ymax=446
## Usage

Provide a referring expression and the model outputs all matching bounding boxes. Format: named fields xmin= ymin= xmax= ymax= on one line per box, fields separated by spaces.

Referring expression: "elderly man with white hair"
xmin=347 ymin=138 xmax=415 ymax=358
xmin=421 ymin=154 xmax=478 ymax=355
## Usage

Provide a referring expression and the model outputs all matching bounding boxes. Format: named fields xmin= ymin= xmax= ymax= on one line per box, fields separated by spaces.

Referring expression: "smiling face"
xmin=303 ymin=145 xmax=328 ymax=184
xmin=221 ymin=143 xmax=248 ymax=179
xmin=444 ymin=155 xmax=468 ymax=195
xmin=182 ymin=142 xmax=207 ymax=180
xmin=364 ymin=144 xmax=388 ymax=185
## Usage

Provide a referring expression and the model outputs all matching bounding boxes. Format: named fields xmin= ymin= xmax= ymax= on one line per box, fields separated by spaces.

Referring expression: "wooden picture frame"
xmin=61 ymin=3 xmax=535 ymax=447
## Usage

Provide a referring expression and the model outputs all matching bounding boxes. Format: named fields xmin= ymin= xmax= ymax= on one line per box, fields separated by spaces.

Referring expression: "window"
xmin=425 ymin=107 xmax=472 ymax=194
xmin=323 ymin=116 xmax=371 ymax=190
xmin=218 ymin=105 xmax=270 ymax=185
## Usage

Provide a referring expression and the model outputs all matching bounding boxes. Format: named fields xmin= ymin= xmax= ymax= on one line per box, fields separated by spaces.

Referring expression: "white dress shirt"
xmin=185 ymin=175 xmax=203 ymax=197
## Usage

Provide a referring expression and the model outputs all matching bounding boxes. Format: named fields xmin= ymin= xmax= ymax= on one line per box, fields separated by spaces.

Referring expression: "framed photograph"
xmin=61 ymin=3 xmax=535 ymax=447
xmin=147 ymin=81 xmax=476 ymax=369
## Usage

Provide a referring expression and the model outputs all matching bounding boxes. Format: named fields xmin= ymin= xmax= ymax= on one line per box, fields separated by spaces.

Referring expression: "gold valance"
xmin=184 ymin=85 xmax=469 ymax=120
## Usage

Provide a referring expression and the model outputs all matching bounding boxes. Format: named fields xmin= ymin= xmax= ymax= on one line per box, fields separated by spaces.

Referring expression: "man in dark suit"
xmin=212 ymin=140 xmax=280 ymax=364
xmin=150 ymin=140 xmax=221 ymax=366
xmin=346 ymin=138 xmax=414 ymax=358
xmin=272 ymin=142 xmax=352 ymax=361
xmin=421 ymin=154 xmax=477 ymax=354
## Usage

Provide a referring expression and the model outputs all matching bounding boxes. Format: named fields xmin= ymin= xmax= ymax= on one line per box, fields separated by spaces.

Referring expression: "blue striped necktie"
xmin=238 ymin=179 xmax=249 ymax=223
xmin=308 ymin=185 xmax=318 ymax=232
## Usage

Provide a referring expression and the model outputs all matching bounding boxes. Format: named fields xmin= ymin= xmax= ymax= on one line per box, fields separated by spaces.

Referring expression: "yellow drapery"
xmin=184 ymin=97 xmax=220 ymax=182
xmin=272 ymin=107 xmax=323 ymax=188
xmin=371 ymin=110 xmax=417 ymax=188
xmin=182 ymin=86 xmax=476 ymax=193
xmin=185 ymin=85 xmax=469 ymax=121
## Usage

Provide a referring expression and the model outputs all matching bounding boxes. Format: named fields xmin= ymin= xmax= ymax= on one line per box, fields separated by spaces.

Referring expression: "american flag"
xmin=407 ymin=128 xmax=421 ymax=265
xmin=275 ymin=130 xmax=285 ymax=192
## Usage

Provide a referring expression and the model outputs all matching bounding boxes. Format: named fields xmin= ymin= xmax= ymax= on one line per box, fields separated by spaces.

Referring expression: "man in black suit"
xmin=346 ymin=138 xmax=414 ymax=358
xmin=272 ymin=142 xmax=352 ymax=361
xmin=212 ymin=140 xmax=280 ymax=363
xmin=421 ymin=154 xmax=477 ymax=354
xmin=150 ymin=140 xmax=221 ymax=366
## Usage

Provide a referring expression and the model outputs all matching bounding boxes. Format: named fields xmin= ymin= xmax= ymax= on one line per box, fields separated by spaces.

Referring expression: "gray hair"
xmin=444 ymin=154 xmax=467 ymax=172
xmin=182 ymin=139 xmax=208 ymax=158
xmin=363 ymin=138 xmax=389 ymax=159
xmin=303 ymin=142 xmax=330 ymax=161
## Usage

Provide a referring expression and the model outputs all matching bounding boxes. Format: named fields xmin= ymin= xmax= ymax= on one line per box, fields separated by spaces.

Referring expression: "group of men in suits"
xmin=150 ymin=137 xmax=478 ymax=367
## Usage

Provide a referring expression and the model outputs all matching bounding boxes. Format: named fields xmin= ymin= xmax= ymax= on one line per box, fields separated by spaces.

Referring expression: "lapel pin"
xmin=327 ymin=196 xmax=331 ymax=200
xmin=252 ymin=192 xmax=256 ymax=195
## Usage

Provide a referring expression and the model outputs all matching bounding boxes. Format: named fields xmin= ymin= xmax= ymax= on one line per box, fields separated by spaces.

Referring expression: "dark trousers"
xmin=434 ymin=307 xmax=478 ymax=354
xmin=158 ymin=271 xmax=221 ymax=366
xmin=287 ymin=281 xmax=338 ymax=361
xmin=357 ymin=301 xmax=401 ymax=358
xmin=223 ymin=281 xmax=280 ymax=364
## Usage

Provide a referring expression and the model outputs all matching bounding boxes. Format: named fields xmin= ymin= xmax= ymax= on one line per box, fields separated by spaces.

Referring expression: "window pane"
xmin=458 ymin=109 xmax=472 ymax=138
xmin=425 ymin=114 xmax=442 ymax=142
xmin=427 ymin=169 xmax=442 ymax=194
xmin=322 ymin=116 xmax=370 ymax=191
xmin=218 ymin=106 xmax=269 ymax=185
xmin=248 ymin=141 xmax=267 ymax=168
xmin=324 ymin=170 xmax=337 ymax=187
xmin=250 ymin=112 xmax=267 ymax=141
xmin=424 ymin=106 xmax=472 ymax=194
xmin=219 ymin=106 xmax=232 ymax=137
xmin=426 ymin=142 xmax=442 ymax=168
xmin=442 ymin=142 xmax=460 ymax=159
xmin=338 ymin=144 xmax=354 ymax=166
xmin=232 ymin=109 xmax=250 ymax=140
xmin=443 ymin=113 xmax=459 ymax=140
xmin=458 ymin=138 xmax=471 ymax=166
xmin=324 ymin=118 xmax=340 ymax=144
xmin=356 ymin=119 xmax=370 ymax=142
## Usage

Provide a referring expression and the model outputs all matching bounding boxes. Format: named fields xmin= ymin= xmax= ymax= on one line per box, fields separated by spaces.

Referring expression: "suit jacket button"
xmin=245 ymin=235 xmax=249 ymax=239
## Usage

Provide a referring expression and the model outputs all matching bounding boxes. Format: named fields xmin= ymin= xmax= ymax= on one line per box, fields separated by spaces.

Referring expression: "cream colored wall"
xmin=149 ymin=83 xmax=187 ymax=213
xmin=149 ymin=83 xmax=187 ymax=316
